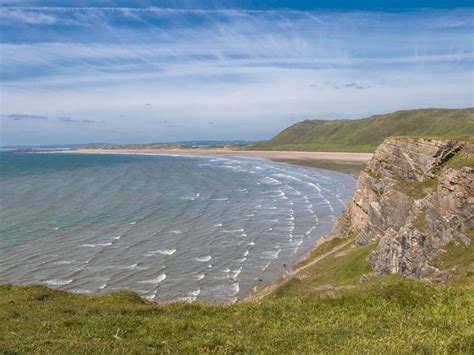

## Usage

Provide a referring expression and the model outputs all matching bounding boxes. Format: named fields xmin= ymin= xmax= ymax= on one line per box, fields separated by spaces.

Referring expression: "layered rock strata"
xmin=332 ymin=137 xmax=473 ymax=280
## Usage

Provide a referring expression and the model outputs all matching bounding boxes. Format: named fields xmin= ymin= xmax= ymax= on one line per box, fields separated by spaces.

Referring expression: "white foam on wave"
xmin=262 ymin=248 xmax=281 ymax=260
xmin=129 ymin=221 xmax=137 ymax=225
xmin=244 ymin=250 xmax=249 ymax=257
xmin=98 ymin=284 xmax=107 ymax=290
xmin=195 ymin=274 xmax=205 ymax=281
xmin=260 ymin=177 xmax=282 ymax=186
xmin=177 ymin=296 xmax=196 ymax=302
xmin=180 ymin=196 xmax=196 ymax=201
xmin=146 ymin=249 xmax=176 ymax=256
xmin=223 ymin=229 xmax=244 ymax=233
xmin=170 ymin=230 xmax=182 ymax=234
xmin=189 ymin=289 xmax=201 ymax=297
xmin=213 ymin=197 xmax=229 ymax=201
xmin=141 ymin=273 xmax=167 ymax=284
xmin=306 ymin=182 xmax=322 ymax=192
xmin=230 ymin=282 xmax=240 ymax=296
xmin=305 ymin=226 xmax=316 ymax=236
xmin=112 ymin=235 xmax=122 ymax=240
xmin=44 ymin=279 xmax=73 ymax=286
xmin=177 ymin=289 xmax=201 ymax=302
xmin=194 ymin=255 xmax=212 ymax=262
xmin=273 ymin=173 xmax=304 ymax=183
xmin=291 ymin=239 xmax=304 ymax=252
xmin=52 ymin=260 xmax=74 ymax=265
xmin=145 ymin=290 xmax=157 ymax=301
xmin=80 ymin=242 xmax=112 ymax=248
xmin=214 ymin=223 xmax=223 ymax=227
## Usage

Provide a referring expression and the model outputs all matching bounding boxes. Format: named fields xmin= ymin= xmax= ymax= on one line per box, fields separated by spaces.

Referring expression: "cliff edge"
xmin=332 ymin=137 xmax=473 ymax=281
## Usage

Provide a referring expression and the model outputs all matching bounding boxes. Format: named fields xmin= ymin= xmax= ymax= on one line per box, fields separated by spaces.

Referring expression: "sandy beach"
xmin=61 ymin=148 xmax=372 ymax=175
xmin=65 ymin=148 xmax=372 ymax=163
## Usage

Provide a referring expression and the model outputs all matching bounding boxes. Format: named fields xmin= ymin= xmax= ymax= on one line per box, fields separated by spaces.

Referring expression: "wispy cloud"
xmin=2 ymin=114 xmax=96 ymax=123
xmin=3 ymin=114 xmax=47 ymax=120
xmin=0 ymin=5 xmax=473 ymax=145
xmin=0 ymin=7 xmax=57 ymax=24
xmin=58 ymin=117 xmax=95 ymax=123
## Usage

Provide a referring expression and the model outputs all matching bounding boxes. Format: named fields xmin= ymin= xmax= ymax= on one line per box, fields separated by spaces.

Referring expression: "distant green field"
xmin=255 ymin=108 xmax=474 ymax=152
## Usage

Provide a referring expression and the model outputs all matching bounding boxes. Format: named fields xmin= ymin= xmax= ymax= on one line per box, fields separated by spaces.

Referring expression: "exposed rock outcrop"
xmin=332 ymin=137 xmax=473 ymax=280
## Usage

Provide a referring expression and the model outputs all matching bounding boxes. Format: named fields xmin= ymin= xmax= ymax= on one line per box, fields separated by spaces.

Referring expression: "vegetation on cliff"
xmin=254 ymin=108 xmax=474 ymax=152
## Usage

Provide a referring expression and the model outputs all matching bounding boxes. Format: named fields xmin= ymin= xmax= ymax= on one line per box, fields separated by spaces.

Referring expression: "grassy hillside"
xmin=255 ymin=108 xmax=474 ymax=152
xmin=1 ymin=233 xmax=472 ymax=353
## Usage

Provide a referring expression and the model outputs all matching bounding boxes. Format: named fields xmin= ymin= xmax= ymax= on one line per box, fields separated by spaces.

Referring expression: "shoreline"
xmin=57 ymin=148 xmax=372 ymax=175
xmin=65 ymin=147 xmax=364 ymax=301
xmin=18 ymin=147 xmax=364 ymax=302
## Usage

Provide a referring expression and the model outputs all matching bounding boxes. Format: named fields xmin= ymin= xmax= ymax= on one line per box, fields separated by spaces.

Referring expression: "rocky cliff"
xmin=332 ymin=137 xmax=473 ymax=281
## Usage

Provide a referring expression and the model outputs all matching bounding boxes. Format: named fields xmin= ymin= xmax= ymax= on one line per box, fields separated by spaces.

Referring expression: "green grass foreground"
xmin=1 ymin=279 xmax=473 ymax=353
xmin=2 ymin=227 xmax=473 ymax=353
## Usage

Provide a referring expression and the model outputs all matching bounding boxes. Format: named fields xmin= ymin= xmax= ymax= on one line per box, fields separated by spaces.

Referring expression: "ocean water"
xmin=0 ymin=152 xmax=355 ymax=303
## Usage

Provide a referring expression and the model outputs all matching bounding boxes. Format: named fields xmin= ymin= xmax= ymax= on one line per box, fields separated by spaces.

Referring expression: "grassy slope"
xmin=1 ymin=234 xmax=473 ymax=353
xmin=1 ymin=281 xmax=472 ymax=353
xmin=255 ymin=108 xmax=474 ymax=152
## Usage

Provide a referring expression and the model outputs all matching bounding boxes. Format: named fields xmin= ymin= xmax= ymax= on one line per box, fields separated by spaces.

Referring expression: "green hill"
xmin=255 ymin=108 xmax=474 ymax=152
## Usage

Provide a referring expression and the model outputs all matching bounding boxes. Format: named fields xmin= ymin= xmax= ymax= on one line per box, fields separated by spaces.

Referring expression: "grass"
xmin=254 ymin=108 xmax=474 ymax=152
xmin=394 ymin=177 xmax=438 ymax=200
xmin=1 ymin=280 xmax=473 ymax=353
xmin=445 ymin=151 xmax=474 ymax=169
xmin=434 ymin=230 xmax=474 ymax=285
xmin=271 ymin=243 xmax=375 ymax=299
xmin=412 ymin=209 xmax=428 ymax=231
xmin=293 ymin=234 xmax=354 ymax=269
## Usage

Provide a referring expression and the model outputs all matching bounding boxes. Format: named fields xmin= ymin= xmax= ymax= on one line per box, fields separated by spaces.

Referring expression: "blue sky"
xmin=1 ymin=1 xmax=473 ymax=145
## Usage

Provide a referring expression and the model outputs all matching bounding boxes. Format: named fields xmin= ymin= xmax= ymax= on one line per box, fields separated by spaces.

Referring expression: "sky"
xmin=0 ymin=1 xmax=473 ymax=146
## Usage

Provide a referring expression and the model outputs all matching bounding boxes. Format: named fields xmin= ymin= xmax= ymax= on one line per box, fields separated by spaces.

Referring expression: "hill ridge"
xmin=255 ymin=107 xmax=474 ymax=152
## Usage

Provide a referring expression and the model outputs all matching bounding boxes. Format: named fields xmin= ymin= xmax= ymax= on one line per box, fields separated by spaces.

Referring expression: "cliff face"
xmin=332 ymin=137 xmax=473 ymax=280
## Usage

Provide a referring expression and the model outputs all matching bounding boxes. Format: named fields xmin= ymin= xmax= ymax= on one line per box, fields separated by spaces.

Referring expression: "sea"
xmin=0 ymin=151 xmax=355 ymax=303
